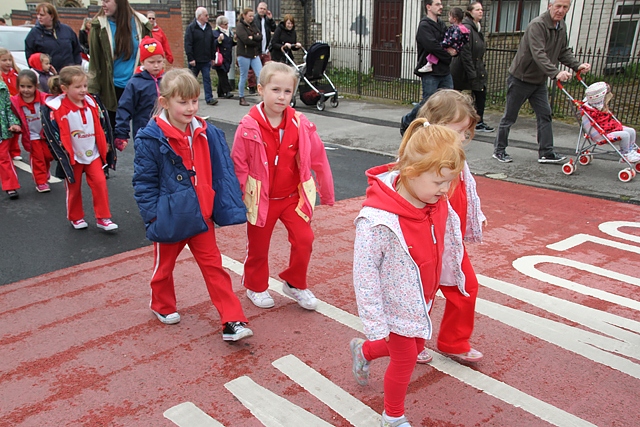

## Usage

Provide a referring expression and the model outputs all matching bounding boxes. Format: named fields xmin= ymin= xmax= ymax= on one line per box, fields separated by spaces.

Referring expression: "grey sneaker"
xmin=282 ymin=282 xmax=318 ymax=310
xmin=247 ymin=289 xmax=275 ymax=308
xmin=538 ymin=152 xmax=567 ymax=163
xmin=381 ymin=411 xmax=411 ymax=427
xmin=349 ymin=338 xmax=370 ymax=386
xmin=492 ymin=152 xmax=513 ymax=163
xmin=152 ymin=310 xmax=181 ymax=325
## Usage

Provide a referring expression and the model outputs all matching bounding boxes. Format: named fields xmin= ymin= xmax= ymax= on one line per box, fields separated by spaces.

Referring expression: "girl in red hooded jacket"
xmin=10 ymin=69 xmax=52 ymax=193
xmin=231 ymin=61 xmax=335 ymax=312
xmin=0 ymin=47 xmax=22 ymax=160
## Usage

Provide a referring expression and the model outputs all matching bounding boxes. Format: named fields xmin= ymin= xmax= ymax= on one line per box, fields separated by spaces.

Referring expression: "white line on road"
xmin=224 ymin=376 xmax=334 ymax=426
xmin=163 ymin=402 xmax=225 ymax=427
xmin=272 ymin=354 xmax=380 ymax=426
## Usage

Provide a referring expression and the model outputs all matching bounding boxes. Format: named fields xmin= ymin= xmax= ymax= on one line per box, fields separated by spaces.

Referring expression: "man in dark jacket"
xmin=247 ymin=2 xmax=276 ymax=93
xmin=400 ymin=0 xmax=455 ymax=135
xmin=493 ymin=0 xmax=590 ymax=164
xmin=184 ymin=7 xmax=218 ymax=106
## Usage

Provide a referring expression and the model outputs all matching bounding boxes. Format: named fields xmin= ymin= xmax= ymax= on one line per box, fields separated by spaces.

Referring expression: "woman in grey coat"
xmin=451 ymin=2 xmax=493 ymax=132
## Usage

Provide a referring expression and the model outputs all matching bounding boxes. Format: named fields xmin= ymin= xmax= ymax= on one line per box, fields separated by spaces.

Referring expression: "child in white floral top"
xmin=350 ymin=119 xmax=465 ymax=427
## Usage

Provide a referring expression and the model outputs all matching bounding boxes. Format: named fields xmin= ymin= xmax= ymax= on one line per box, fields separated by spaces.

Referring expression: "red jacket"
xmin=151 ymin=25 xmax=174 ymax=64
xmin=10 ymin=91 xmax=48 ymax=152
xmin=1 ymin=69 xmax=19 ymax=96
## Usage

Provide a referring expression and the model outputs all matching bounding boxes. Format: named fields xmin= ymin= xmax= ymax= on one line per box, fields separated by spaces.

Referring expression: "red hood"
xmin=248 ymin=103 xmax=293 ymax=133
xmin=363 ymin=163 xmax=437 ymax=221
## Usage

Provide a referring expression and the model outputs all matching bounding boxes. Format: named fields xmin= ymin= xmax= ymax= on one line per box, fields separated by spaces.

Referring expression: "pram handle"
xmin=556 ymin=69 xmax=584 ymax=90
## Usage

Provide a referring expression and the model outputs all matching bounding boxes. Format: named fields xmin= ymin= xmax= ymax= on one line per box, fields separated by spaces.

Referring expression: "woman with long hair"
xmin=235 ymin=8 xmax=263 ymax=106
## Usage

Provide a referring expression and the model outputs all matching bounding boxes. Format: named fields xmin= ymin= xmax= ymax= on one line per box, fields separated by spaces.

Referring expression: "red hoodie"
xmin=363 ymin=164 xmax=447 ymax=302
xmin=1 ymin=69 xmax=18 ymax=96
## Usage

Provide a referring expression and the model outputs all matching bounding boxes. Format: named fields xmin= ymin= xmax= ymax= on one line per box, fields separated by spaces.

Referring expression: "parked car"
xmin=0 ymin=25 xmax=88 ymax=72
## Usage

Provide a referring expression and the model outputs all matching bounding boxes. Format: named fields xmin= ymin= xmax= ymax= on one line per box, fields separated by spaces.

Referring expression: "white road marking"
xmin=598 ymin=221 xmax=640 ymax=244
xmin=12 ymin=159 xmax=62 ymax=183
xmin=224 ymin=376 xmax=334 ymax=426
xmin=220 ymin=255 xmax=597 ymax=427
xmin=272 ymin=354 xmax=380 ymax=426
xmin=547 ymin=233 xmax=640 ymax=255
xmin=163 ymin=402 xmax=225 ymax=427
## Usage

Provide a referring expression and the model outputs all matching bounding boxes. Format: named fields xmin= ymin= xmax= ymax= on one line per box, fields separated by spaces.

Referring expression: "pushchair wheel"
xmin=330 ymin=95 xmax=339 ymax=108
xmin=562 ymin=161 xmax=575 ymax=176
xmin=618 ymin=168 xmax=635 ymax=182
xmin=290 ymin=98 xmax=296 ymax=108
xmin=635 ymin=162 xmax=640 ymax=173
xmin=316 ymin=99 xmax=326 ymax=111
xmin=578 ymin=154 xmax=592 ymax=165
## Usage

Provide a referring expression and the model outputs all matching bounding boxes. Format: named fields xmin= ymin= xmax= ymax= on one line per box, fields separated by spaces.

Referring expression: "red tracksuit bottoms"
xmin=150 ymin=221 xmax=247 ymax=325
xmin=363 ymin=334 xmax=426 ymax=417
xmin=65 ymin=159 xmax=111 ymax=221
xmin=0 ymin=139 xmax=19 ymax=191
xmin=437 ymin=248 xmax=479 ymax=354
xmin=243 ymin=195 xmax=314 ymax=291
xmin=30 ymin=139 xmax=53 ymax=185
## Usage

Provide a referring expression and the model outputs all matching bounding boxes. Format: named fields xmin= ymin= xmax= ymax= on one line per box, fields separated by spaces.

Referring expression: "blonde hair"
xmin=153 ymin=68 xmax=200 ymax=116
xmin=394 ymin=119 xmax=466 ymax=183
xmin=258 ymin=61 xmax=298 ymax=87
xmin=0 ymin=48 xmax=20 ymax=72
xmin=418 ymin=89 xmax=479 ymax=141
xmin=52 ymin=65 xmax=87 ymax=88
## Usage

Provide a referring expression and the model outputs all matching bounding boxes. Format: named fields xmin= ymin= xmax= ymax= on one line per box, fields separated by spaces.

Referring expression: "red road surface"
xmin=2 ymin=177 xmax=639 ymax=427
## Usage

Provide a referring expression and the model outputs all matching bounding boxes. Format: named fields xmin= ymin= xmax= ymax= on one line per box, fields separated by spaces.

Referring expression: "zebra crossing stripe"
xmin=163 ymin=402 xmax=225 ymax=427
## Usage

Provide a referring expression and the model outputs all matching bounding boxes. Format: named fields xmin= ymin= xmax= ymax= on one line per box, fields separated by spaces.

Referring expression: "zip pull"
xmin=275 ymin=155 xmax=279 ymax=166
xmin=430 ymin=224 xmax=436 ymax=244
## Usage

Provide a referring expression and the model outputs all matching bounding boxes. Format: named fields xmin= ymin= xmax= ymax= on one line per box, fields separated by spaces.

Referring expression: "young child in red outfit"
xmin=415 ymin=90 xmax=487 ymax=364
xmin=132 ymin=69 xmax=252 ymax=342
xmin=28 ymin=52 xmax=56 ymax=93
xmin=10 ymin=69 xmax=52 ymax=193
xmin=231 ymin=61 xmax=335 ymax=311
xmin=0 ymin=47 xmax=22 ymax=161
xmin=0 ymin=79 xmax=21 ymax=199
xmin=45 ymin=66 xmax=117 ymax=231
xmin=350 ymin=120 xmax=466 ymax=427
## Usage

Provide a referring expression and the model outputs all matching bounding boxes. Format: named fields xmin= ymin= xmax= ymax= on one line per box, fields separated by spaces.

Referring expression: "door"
xmin=372 ymin=0 xmax=403 ymax=79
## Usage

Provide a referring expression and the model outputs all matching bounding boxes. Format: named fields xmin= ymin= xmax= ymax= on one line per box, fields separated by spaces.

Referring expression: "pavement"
xmin=199 ymin=92 xmax=640 ymax=204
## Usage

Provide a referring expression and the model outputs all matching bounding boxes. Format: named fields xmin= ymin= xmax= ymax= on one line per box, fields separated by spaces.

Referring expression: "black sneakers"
xmin=538 ymin=153 xmax=567 ymax=163
xmin=492 ymin=152 xmax=513 ymax=163
xmin=222 ymin=321 xmax=253 ymax=342
xmin=475 ymin=122 xmax=495 ymax=132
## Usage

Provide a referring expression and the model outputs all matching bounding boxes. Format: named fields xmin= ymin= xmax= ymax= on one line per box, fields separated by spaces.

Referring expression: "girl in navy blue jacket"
xmin=132 ymin=68 xmax=251 ymax=342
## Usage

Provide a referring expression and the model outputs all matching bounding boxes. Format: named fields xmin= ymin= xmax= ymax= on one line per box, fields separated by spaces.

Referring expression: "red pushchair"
xmin=557 ymin=72 xmax=640 ymax=182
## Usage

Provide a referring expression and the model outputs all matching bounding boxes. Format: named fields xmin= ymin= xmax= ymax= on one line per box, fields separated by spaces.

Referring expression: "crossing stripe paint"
xmin=224 ymin=376 xmax=334 ymax=426
xmin=163 ymin=402 xmax=225 ymax=427
xmin=272 ymin=354 xmax=380 ymax=426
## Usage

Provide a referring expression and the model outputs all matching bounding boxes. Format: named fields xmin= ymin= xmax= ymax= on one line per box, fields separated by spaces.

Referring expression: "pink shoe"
xmin=36 ymin=183 xmax=51 ymax=193
xmin=96 ymin=218 xmax=118 ymax=231
xmin=416 ymin=348 xmax=433 ymax=364
xmin=443 ymin=348 xmax=483 ymax=363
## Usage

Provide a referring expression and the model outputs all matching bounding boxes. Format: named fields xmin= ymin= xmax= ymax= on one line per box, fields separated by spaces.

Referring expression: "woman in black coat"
xmin=213 ymin=15 xmax=236 ymax=99
xmin=270 ymin=14 xmax=302 ymax=63
xmin=451 ymin=2 xmax=494 ymax=132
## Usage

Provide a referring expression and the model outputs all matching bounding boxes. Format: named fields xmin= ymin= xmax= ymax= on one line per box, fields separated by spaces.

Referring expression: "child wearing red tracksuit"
xmin=0 ymin=79 xmax=21 ymax=199
xmin=415 ymin=90 xmax=487 ymax=364
xmin=0 ymin=47 xmax=22 ymax=161
xmin=231 ymin=62 xmax=335 ymax=312
xmin=132 ymin=68 xmax=252 ymax=342
xmin=10 ymin=69 xmax=53 ymax=193
xmin=350 ymin=119 xmax=466 ymax=427
xmin=46 ymin=66 xmax=117 ymax=231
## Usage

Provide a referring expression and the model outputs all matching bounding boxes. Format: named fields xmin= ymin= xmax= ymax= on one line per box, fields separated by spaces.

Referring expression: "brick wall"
xmin=11 ymin=1 xmax=186 ymax=67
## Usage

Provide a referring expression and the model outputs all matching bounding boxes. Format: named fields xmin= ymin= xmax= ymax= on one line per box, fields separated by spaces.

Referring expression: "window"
xmin=491 ymin=0 xmax=540 ymax=32
xmin=607 ymin=1 xmax=640 ymax=65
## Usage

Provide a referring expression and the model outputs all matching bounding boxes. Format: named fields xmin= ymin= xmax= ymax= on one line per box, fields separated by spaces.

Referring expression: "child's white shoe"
xmin=417 ymin=62 xmax=433 ymax=73
xmin=624 ymin=150 xmax=640 ymax=163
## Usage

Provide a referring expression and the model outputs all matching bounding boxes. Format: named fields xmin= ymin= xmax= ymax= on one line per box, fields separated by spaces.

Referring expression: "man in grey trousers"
xmin=493 ymin=0 xmax=590 ymax=164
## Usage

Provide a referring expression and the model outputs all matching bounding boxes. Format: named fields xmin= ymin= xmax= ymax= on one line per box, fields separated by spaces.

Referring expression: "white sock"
xmin=383 ymin=412 xmax=404 ymax=422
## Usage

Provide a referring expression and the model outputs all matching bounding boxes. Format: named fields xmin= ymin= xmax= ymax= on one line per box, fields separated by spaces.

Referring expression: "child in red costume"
xmin=350 ymin=120 xmax=466 ymax=427
xmin=132 ymin=69 xmax=252 ymax=342
xmin=0 ymin=47 xmax=22 ymax=160
xmin=10 ymin=70 xmax=52 ymax=193
xmin=0 ymin=79 xmax=21 ymax=199
xmin=232 ymin=61 xmax=335 ymax=311
xmin=46 ymin=66 xmax=117 ymax=231
xmin=415 ymin=90 xmax=487 ymax=364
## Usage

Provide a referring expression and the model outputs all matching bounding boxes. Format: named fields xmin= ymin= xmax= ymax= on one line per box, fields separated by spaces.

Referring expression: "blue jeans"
xmin=190 ymin=62 xmax=214 ymax=102
xmin=401 ymin=73 xmax=453 ymax=132
xmin=494 ymin=74 xmax=554 ymax=157
xmin=238 ymin=56 xmax=263 ymax=98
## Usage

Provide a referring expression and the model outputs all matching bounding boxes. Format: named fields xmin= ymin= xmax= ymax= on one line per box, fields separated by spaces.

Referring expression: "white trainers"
xmin=96 ymin=218 xmax=118 ymax=231
xmin=71 ymin=219 xmax=88 ymax=229
xmin=152 ymin=310 xmax=181 ymax=325
xmin=624 ymin=150 xmax=640 ymax=163
xmin=381 ymin=411 xmax=411 ymax=427
xmin=247 ymin=289 xmax=275 ymax=308
xmin=282 ymin=282 xmax=318 ymax=310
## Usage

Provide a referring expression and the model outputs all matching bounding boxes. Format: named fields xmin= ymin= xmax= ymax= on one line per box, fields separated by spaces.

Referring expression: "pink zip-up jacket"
xmin=231 ymin=105 xmax=335 ymax=227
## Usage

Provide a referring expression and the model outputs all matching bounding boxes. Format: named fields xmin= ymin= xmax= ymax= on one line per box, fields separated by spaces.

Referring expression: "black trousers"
xmin=215 ymin=68 xmax=232 ymax=96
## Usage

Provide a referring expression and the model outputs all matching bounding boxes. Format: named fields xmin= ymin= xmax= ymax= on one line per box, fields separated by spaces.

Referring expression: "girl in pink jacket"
xmin=231 ymin=61 xmax=334 ymax=312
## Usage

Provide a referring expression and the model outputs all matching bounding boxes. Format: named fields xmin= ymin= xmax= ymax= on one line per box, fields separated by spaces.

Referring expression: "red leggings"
xmin=243 ymin=195 xmax=314 ymax=291
xmin=363 ymin=334 xmax=426 ymax=417
xmin=150 ymin=222 xmax=247 ymax=325
xmin=65 ymin=159 xmax=111 ymax=221
xmin=0 ymin=139 xmax=19 ymax=191
xmin=29 ymin=139 xmax=53 ymax=185
xmin=437 ymin=249 xmax=479 ymax=354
